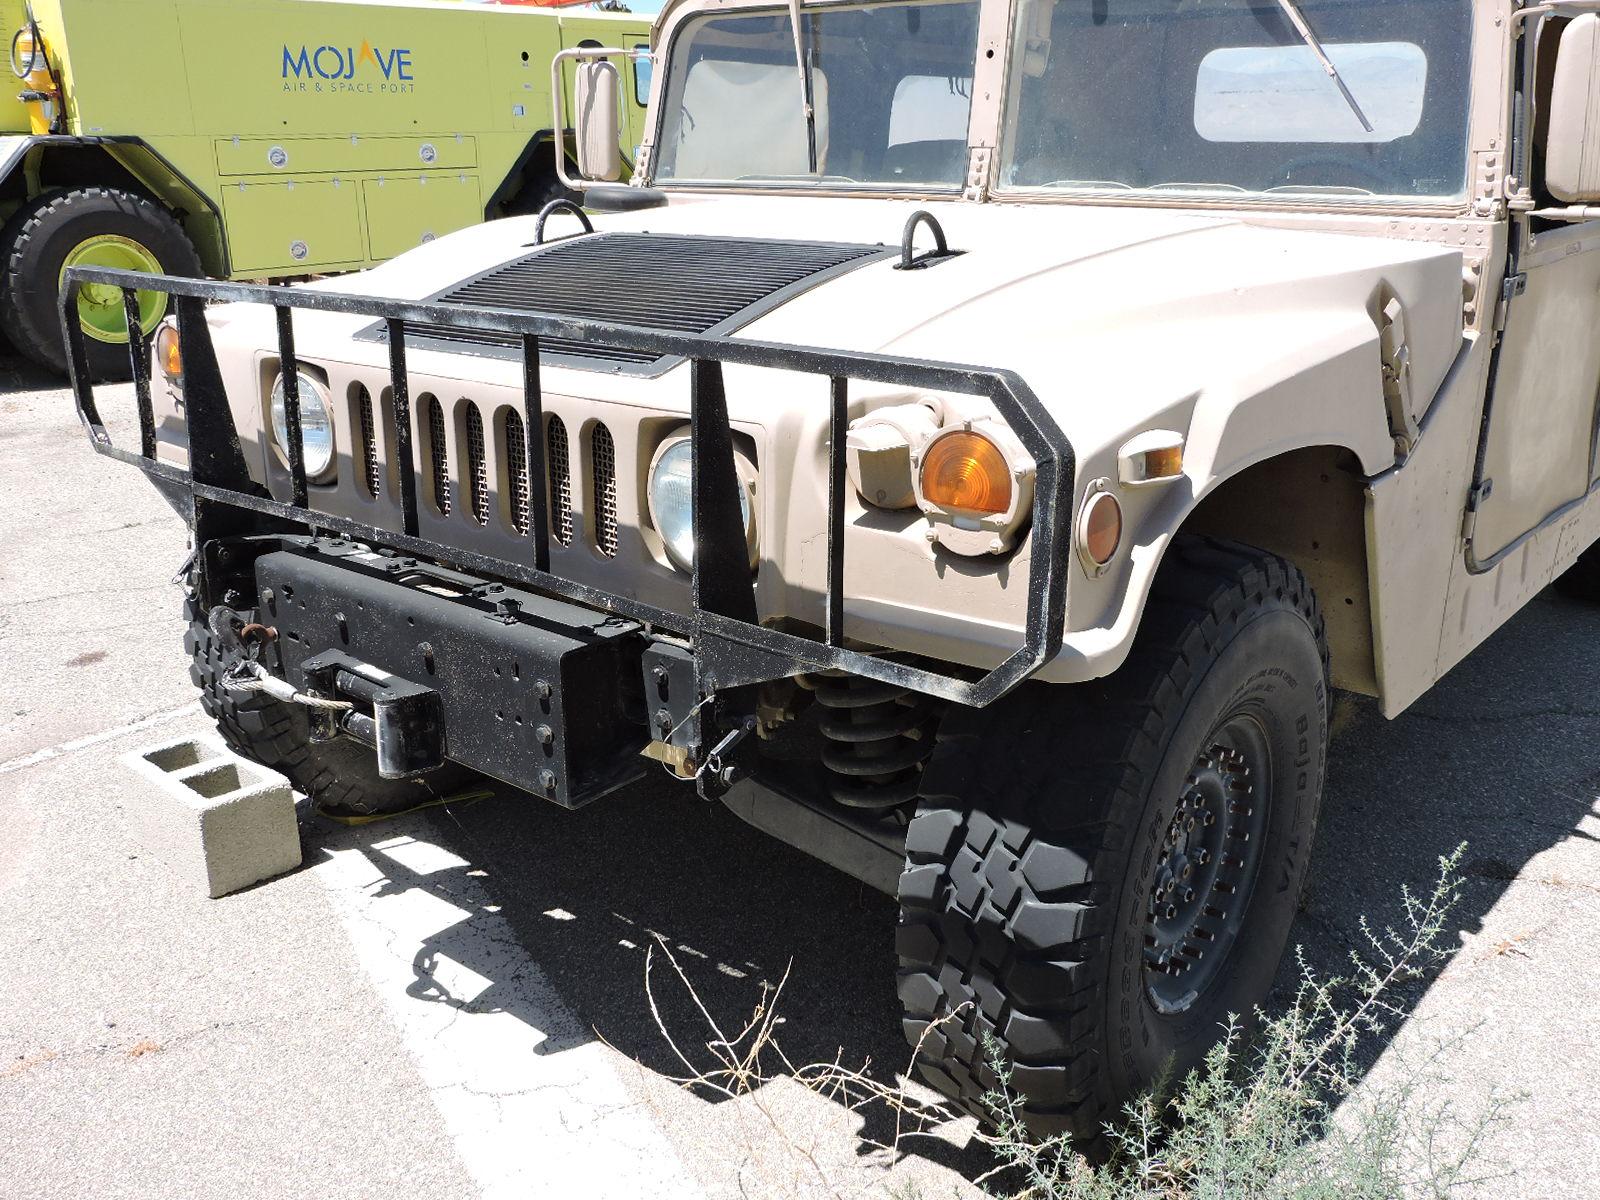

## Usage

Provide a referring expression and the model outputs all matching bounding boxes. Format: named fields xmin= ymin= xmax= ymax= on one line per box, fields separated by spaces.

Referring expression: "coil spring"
xmin=800 ymin=672 xmax=938 ymax=810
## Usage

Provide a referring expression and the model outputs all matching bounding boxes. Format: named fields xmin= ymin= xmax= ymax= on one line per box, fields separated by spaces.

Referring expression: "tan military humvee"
xmin=70 ymin=0 xmax=1600 ymax=1146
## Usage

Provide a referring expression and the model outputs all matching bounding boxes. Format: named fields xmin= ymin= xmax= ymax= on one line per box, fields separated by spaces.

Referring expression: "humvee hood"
xmin=664 ymin=197 xmax=1467 ymax=440
xmin=325 ymin=193 xmax=1463 ymax=465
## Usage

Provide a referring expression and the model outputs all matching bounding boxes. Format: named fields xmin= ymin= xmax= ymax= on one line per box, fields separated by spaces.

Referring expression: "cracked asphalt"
xmin=2 ymin=357 xmax=1597 ymax=1197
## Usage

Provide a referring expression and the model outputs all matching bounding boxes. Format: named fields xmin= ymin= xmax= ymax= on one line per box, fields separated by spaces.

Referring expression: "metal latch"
xmin=1493 ymin=273 xmax=1527 ymax=334
xmin=1378 ymin=296 xmax=1420 ymax=457
xmin=1461 ymin=477 xmax=1494 ymax=541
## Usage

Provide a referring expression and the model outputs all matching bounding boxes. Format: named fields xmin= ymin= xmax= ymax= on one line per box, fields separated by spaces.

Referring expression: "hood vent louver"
xmin=367 ymin=233 xmax=892 ymax=376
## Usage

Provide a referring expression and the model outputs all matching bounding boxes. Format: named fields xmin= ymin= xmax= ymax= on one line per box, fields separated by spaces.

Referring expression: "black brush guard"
xmin=63 ymin=265 xmax=1075 ymax=794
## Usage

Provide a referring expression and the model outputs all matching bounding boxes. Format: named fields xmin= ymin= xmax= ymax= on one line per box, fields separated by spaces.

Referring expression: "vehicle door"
xmin=1469 ymin=13 xmax=1600 ymax=570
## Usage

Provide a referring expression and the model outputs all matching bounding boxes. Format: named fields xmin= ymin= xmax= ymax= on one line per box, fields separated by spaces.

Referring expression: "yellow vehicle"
xmin=0 ymin=0 xmax=652 ymax=376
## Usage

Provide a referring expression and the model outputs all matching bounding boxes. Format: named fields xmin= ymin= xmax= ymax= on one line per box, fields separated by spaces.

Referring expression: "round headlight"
xmin=647 ymin=437 xmax=755 ymax=573
xmin=270 ymin=370 xmax=334 ymax=480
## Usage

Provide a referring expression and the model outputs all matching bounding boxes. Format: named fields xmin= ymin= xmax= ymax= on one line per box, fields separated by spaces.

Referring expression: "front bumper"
xmin=250 ymin=540 xmax=650 ymax=807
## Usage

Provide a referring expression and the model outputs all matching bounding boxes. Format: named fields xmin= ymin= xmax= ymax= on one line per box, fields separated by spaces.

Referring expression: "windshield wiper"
xmin=787 ymin=0 xmax=819 ymax=173
xmin=1148 ymin=181 xmax=1249 ymax=193
xmin=1272 ymin=0 xmax=1374 ymax=134
xmin=1035 ymin=179 xmax=1137 ymax=191
xmin=736 ymin=173 xmax=860 ymax=184
xmin=1265 ymin=183 xmax=1377 ymax=196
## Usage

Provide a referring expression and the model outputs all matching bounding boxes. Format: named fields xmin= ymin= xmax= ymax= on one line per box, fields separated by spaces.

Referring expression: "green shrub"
xmin=646 ymin=846 xmax=1510 ymax=1199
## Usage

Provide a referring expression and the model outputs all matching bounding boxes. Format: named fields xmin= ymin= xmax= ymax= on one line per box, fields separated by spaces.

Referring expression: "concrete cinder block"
xmin=121 ymin=736 xmax=302 ymax=898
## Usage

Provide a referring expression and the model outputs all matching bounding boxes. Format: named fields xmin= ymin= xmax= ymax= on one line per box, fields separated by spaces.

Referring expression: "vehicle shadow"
xmin=302 ymin=585 xmax=1600 ymax=1182
xmin=0 ymin=352 xmax=64 ymax=397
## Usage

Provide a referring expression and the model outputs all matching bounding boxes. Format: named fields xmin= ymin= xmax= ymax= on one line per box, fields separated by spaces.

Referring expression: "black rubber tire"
xmin=184 ymin=590 xmax=470 ymax=817
xmin=0 ymin=186 xmax=202 ymax=379
xmin=1554 ymin=541 xmax=1600 ymax=602
xmin=896 ymin=535 xmax=1330 ymax=1148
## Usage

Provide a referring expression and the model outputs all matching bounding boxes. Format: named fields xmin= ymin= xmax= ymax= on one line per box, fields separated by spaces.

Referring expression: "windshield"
xmin=1001 ymin=0 xmax=1473 ymax=198
xmin=655 ymin=0 xmax=982 ymax=188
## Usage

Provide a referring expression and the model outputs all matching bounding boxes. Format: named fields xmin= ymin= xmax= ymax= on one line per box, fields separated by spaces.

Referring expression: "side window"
xmin=1194 ymin=42 xmax=1429 ymax=144
xmin=887 ymin=75 xmax=972 ymax=147
xmin=884 ymin=73 xmax=973 ymax=184
xmin=632 ymin=44 xmax=652 ymax=107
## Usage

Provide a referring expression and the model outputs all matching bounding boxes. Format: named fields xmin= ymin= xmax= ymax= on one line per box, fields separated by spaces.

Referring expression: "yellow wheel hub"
xmin=60 ymin=234 xmax=167 ymax=345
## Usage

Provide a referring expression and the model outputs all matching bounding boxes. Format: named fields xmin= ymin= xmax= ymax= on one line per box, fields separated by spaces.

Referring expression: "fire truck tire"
xmin=0 ymin=186 xmax=202 ymax=379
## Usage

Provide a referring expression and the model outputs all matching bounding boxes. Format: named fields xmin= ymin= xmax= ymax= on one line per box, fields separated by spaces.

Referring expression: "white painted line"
xmin=0 ymin=702 xmax=203 ymax=776
xmin=315 ymin=831 xmax=704 ymax=1200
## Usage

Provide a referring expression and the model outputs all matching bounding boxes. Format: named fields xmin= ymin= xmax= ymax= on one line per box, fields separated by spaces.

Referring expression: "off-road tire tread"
xmin=0 ymin=186 xmax=201 ymax=376
xmin=896 ymin=534 xmax=1328 ymax=1147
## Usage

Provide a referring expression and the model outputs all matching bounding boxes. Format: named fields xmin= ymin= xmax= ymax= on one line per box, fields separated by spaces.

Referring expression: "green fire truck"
xmin=0 ymin=0 xmax=652 ymax=377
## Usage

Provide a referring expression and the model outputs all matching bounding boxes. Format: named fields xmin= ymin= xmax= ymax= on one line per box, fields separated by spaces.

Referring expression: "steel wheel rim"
xmin=1143 ymin=714 xmax=1272 ymax=1015
xmin=60 ymin=234 xmax=167 ymax=344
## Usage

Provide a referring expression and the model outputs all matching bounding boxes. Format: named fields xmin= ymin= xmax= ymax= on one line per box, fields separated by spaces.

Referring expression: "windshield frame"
xmin=642 ymin=0 xmax=1488 ymax=217
xmin=645 ymin=0 xmax=988 ymax=196
xmin=988 ymin=0 xmax=1480 ymax=211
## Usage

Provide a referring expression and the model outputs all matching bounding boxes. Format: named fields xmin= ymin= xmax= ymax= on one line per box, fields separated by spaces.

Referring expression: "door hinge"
xmin=1493 ymin=273 xmax=1527 ymax=334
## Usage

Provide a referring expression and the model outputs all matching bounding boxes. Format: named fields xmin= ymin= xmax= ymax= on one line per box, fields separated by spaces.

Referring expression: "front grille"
xmin=356 ymin=386 xmax=381 ymax=498
xmin=465 ymin=404 xmax=488 ymax=526
xmin=425 ymin=395 xmax=450 ymax=517
xmin=591 ymin=422 xmax=618 ymax=557
xmin=371 ymin=233 xmax=892 ymax=375
xmin=548 ymin=415 xmax=573 ymax=546
xmin=503 ymin=408 xmax=530 ymax=536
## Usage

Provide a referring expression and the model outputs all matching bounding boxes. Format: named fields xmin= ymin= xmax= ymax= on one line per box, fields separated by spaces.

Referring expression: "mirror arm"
xmin=1515 ymin=0 xmax=1600 ymax=30
xmin=1529 ymin=204 xmax=1600 ymax=220
xmin=550 ymin=45 xmax=637 ymax=192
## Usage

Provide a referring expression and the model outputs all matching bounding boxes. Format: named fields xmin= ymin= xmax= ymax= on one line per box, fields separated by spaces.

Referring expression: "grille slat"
xmin=465 ymin=404 xmax=488 ymax=527
xmin=386 ymin=234 xmax=889 ymax=373
xmin=591 ymin=423 xmax=618 ymax=558
xmin=504 ymin=408 xmax=530 ymax=536
xmin=357 ymin=385 xmax=381 ymax=499
xmin=548 ymin=415 xmax=573 ymax=546
xmin=425 ymin=395 xmax=450 ymax=517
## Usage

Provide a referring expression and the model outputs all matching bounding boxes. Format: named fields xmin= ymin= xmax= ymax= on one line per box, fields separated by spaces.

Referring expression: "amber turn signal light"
xmin=1079 ymin=490 xmax=1123 ymax=567
xmin=1117 ymin=430 xmax=1186 ymax=487
xmin=155 ymin=322 xmax=182 ymax=384
xmin=920 ymin=430 xmax=1013 ymax=515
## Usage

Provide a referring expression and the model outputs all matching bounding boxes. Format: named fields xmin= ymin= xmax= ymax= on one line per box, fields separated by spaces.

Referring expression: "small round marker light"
xmin=155 ymin=321 xmax=182 ymax=384
xmin=1079 ymin=490 xmax=1123 ymax=568
xmin=920 ymin=430 xmax=1012 ymax=515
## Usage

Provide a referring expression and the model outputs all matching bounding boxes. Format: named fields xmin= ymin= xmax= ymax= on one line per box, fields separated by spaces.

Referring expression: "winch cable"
xmin=221 ymin=659 xmax=355 ymax=713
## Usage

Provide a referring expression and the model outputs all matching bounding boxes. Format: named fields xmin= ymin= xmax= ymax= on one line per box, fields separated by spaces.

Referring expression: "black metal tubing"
xmin=62 ymin=266 xmax=1076 ymax=709
xmin=896 ymin=210 xmax=955 ymax=271
xmin=532 ymin=198 xmax=595 ymax=245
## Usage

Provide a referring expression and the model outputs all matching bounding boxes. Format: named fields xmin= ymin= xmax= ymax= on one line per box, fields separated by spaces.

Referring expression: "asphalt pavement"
xmin=2 ymin=356 xmax=1596 ymax=1198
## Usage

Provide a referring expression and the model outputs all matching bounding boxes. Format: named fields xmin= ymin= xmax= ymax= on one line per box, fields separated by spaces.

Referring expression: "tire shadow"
xmin=302 ymin=585 xmax=1600 ymax=1183
xmin=0 ymin=351 xmax=62 ymax=397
